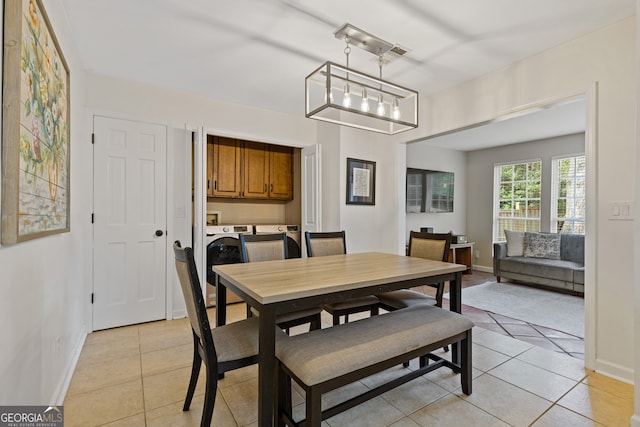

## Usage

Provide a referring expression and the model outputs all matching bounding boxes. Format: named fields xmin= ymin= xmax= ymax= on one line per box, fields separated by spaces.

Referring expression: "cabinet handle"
xmin=214 ymin=181 xmax=217 ymax=190
xmin=207 ymin=179 xmax=210 ymax=190
xmin=270 ymin=184 xmax=273 ymax=192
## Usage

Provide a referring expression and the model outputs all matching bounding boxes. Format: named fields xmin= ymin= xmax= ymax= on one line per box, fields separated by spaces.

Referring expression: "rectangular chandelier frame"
xmin=305 ymin=61 xmax=418 ymax=135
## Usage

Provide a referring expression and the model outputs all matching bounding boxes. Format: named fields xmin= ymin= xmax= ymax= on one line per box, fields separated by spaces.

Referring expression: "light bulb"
xmin=361 ymin=88 xmax=370 ymax=112
xmin=343 ymin=85 xmax=351 ymax=108
xmin=325 ymin=89 xmax=334 ymax=103
xmin=377 ymin=94 xmax=385 ymax=116
xmin=392 ymin=98 xmax=400 ymax=120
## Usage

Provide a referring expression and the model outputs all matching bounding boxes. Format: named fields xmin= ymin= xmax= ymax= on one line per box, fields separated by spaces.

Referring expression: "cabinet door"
xmin=269 ymin=145 xmax=293 ymax=200
xmin=243 ymin=141 xmax=269 ymax=199
xmin=212 ymin=136 xmax=242 ymax=198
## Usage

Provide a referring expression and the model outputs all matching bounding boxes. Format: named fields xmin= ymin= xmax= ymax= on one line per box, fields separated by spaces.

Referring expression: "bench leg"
xmin=306 ymin=387 xmax=322 ymax=427
xmin=461 ymin=330 xmax=473 ymax=395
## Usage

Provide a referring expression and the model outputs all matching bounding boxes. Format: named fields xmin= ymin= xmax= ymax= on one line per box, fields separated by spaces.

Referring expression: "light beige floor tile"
xmin=424 ymin=365 xmax=483 ymax=392
xmin=142 ymin=366 xmax=205 ymax=411
xmin=292 ymin=382 xmax=369 ymax=423
xmin=139 ymin=320 xmax=191 ymax=353
xmin=459 ymin=373 xmax=552 ymax=426
xmin=531 ymin=405 xmax=605 ymax=426
xmin=79 ymin=329 xmax=140 ymax=363
xmin=323 ymin=395 xmax=405 ymax=427
xmin=471 ymin=343 xmax=511 ymax=372
xmin=220 ymin=377 xmax=259 ymax=427
xmin=146 ymin=393 xmax=239 ymax=427
xmin=381 ymin=376 xmax=449 ymax=415
xmin=100 ymin=413 xmax=146 ymax=426
xmin=63 ymin=379 xmax=144 ymax=427
xmin=410 ymin=393 xmax=510 ymax=427
xmin=488 ymin=358 xmax=579 ymax=401
xmin=217 ymin=364 xmax=259 ymax=390
xmin=389 ymin=417 xmax=421 ymax=427
xmin=582 ymin=371 xmax=634 ymax=401
xmin=474 ymin=329 xmax=534 ymax=357
xmin=141 ymin=342 xmax=192 ymax=376
xmin=67 ymin=353 xmax=141 ymax=396
xmin=557 ymin=382 xmax=634 ymax=426
xmin=516 ymin=345 xmax=589 ymax=381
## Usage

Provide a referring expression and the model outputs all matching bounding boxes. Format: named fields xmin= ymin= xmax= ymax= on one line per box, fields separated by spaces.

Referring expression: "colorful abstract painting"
xmin=2 ymin=0 xmax=70 ymax=243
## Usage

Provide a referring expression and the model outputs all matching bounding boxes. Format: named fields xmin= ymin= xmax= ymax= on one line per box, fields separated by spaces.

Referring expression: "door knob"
xmin=155 ymin=230 xmax=164 ymax=237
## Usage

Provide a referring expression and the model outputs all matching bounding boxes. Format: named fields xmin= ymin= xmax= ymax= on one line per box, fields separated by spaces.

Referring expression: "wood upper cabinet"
xmin=209 ymin=136 xmax=242 ymax=198
xmin=268 ymin=144 xmax=293 ymax=200
xmin=207 ymin=136 xmax=293 ymax=200
xmin=243 ymin=141 xmax=270 ymax=199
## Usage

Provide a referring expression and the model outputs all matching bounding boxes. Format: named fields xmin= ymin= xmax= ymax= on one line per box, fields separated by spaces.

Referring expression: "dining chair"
xmin=173 ymin=241 xmax=260 ymax=427
xmin=239 ymin=233 xmax=322 ymax=332
xmin=377 ymin=231 xmax=453 ymax=355
xmin=377 ymin=231 xmax=452 ymax=310
xmin=305 ymin=231 xmax=380 ymax=325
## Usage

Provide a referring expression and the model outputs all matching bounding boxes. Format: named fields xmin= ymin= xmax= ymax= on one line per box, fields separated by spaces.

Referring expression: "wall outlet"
xmin=474 ymin=250 xmax=480 ymax=259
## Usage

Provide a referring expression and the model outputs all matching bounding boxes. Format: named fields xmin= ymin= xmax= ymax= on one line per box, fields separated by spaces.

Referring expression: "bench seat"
xmin=276 ymin=304 xmax=474 ymax=427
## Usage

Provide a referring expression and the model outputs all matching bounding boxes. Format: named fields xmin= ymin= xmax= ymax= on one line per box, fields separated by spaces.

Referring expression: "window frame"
xmin=551 ymin=153 xmax=586 ymax=234
xmin=493 ymin=159 xmax=542 ymax=242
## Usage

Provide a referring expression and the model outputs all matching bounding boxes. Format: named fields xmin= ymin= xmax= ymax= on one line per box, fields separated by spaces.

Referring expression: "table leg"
xmin=258 ymin=308 xmax=277 ymax=427
xmin=215 ymin=274 xmax=227 ymax=327
xmin=449 ymin=271 xmax=462 ymax=364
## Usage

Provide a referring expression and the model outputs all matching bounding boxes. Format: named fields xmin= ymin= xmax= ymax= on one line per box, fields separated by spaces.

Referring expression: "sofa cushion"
xmin=573 ymin=267 xmax=584 ymax=285
xmin=505 ymin=230 xmax=524 ymax=257
xmin=524 ymin=232 xmax=561 ymax=260
xmin=500 ymin=257 xmax=580 ymax=283
xmin=560 ymin=234 xmax=584 ymax=263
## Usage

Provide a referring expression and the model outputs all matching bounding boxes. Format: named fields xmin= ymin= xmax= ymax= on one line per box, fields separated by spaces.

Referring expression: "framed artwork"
xmin=346 ymin=157 xmax=376 ymax=205
xmin=2 ymin=0 xmax=70 ymax=244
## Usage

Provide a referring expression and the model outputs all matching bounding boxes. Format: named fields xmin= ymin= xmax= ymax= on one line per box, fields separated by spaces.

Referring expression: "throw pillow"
xmin=524 ymin=232 xmax=561 ymax=259
xmin=504 ymin=230 xmax=524 ymax=257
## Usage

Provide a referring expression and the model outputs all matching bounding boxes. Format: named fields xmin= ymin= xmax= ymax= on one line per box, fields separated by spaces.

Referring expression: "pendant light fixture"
xmin=305 ymin=24 xmax=418 ymax=135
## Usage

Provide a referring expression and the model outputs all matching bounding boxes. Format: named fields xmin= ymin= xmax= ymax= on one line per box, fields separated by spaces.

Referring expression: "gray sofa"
xmin=493 ymin=233 xmax=584 ymax=294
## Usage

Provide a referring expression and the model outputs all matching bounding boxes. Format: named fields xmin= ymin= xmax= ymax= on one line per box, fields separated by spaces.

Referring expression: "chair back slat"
xmin=408 ymin=231 xmax=452 ymax=262
xmin=173 ymin=241 xmax=216 ymax=361
xmin=305 ymin=231 xmax=347 ymax=257
xmin=240 ymin=233 xmax=288 ymax=263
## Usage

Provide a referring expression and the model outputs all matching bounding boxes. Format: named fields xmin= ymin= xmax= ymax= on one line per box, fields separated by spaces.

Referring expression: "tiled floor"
xmin=437 ymin=271 xmax=584 ymax=360
xmin=64 ymin=302 xmax=634 ymax=426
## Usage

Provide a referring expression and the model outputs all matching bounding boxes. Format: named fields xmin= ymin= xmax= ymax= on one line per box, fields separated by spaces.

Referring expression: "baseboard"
xmin=594 ymin=358 xmax=634 ymax=384
xmin=51 ymin=326 xmax=88 ymax=405
xmin=631 ymin=414 xmax=640 ymax=427
xmin=472 ymin=265 xmax=493 ymax=274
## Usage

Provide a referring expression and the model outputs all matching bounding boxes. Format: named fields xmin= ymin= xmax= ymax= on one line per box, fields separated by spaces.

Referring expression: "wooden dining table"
xmin=214 ymin=251 xmax=467 ymax=427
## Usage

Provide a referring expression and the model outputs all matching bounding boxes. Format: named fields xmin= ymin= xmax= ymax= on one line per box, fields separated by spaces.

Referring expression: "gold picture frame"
xmin=2 ymin=0 xmax=70 ymax=244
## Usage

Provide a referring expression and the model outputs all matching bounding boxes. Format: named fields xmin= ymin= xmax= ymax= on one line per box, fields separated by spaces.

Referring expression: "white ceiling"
xmin=60 ymin=0 xmax=633 ymax=148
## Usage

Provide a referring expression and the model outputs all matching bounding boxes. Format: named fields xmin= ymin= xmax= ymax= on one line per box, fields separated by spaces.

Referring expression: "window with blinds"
xmin=552 ymin=155 xmax=585 ymax=234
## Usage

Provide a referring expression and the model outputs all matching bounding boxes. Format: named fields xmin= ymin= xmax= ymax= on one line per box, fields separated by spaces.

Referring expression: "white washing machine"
xmin=253 ymin=224 xmax=301 ymax=258
xmin=205 ymin=225 xmax=253 ymax=306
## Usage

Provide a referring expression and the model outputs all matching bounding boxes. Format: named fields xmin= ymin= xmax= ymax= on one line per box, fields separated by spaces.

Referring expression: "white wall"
xmin=419 ymin=18 xmax=636 ymax=381
xmin=338 ymin=127 xmax=403 ymax=254
xmin=405 ymin=145 xmax=467 ymax=245
xmin=466 ymin=133 xmax=585 ymax=270
xmin=0 ymin=0 xmax=91 ymax=404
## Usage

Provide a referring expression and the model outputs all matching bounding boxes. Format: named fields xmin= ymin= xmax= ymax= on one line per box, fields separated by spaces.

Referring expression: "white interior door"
xmin=93 ymin=116 xmax=167 ymax=330
xmin=301 ymin=144 xmax=321 ymax=255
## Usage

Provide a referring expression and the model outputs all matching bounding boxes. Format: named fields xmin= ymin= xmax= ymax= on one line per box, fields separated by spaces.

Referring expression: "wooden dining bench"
xmin=275 ymin=304 xmax=474 ymax=427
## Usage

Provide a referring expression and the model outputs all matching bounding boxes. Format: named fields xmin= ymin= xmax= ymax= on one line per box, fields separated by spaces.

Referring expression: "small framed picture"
xmin=346 ymin=158 xmax=376 ymax=205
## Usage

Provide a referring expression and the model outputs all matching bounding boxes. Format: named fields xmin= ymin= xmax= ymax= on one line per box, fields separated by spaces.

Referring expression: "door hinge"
xmin=91 ymin=133 xmax=95 ymax=144
xmin=91 ymin=293 xmax=94 ymax=304
xmin=91 ymin=213 xmax=94 ymax=223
